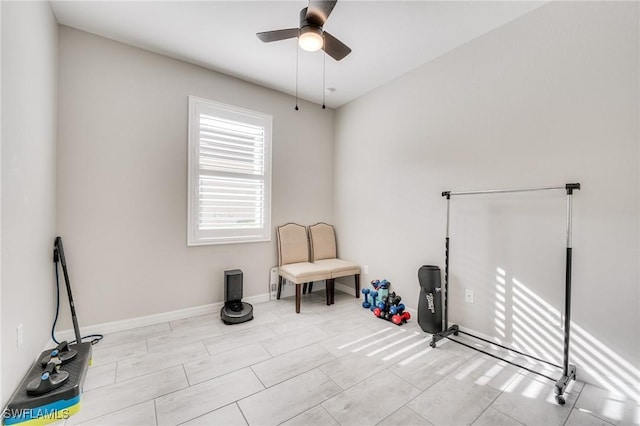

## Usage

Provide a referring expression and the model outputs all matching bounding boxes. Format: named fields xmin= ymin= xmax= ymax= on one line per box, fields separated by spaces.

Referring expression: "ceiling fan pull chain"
xmin=295 ymin=41 xmax=299 ymax=111
xmin=322 ymin=50 xmax=326 ymax=109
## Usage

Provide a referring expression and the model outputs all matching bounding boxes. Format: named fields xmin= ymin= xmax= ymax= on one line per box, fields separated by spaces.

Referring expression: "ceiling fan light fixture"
xmin=298 ymin=26 xmax=323 ymax=52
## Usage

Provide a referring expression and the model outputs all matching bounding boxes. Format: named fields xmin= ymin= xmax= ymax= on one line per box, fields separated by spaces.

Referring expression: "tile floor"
xmin=59 ymin=291 xmax=637 ymax=425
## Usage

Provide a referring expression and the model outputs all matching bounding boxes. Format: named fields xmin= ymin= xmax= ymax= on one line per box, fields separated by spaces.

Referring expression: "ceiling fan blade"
xmin=256 ymin=28 xmax=299 ymax=43
xmin=306 ymin=0 xmax=337 ymax=26
xmin=323 ymin=31 xmax=351 ymax=61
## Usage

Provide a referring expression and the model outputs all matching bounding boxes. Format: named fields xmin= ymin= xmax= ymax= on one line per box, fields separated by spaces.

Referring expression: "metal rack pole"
xmin=564 ymin=187 xmax=574 ymax=376
xmin=444 ymin=193 xmax=450 ymax=330
xmin=430 ymin=191 xmax=459 ymax=347
xmin=446 ymin=185 xmax=567 ymax=196
xmin=554 ymin=183 xmax=579 ymax=403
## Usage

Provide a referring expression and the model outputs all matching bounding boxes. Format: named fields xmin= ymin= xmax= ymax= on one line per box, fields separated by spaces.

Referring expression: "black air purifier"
xmin=417 ymin=265 xmax=443 ymax=334
xmin=220 ymin=269 xmax=253 ymax=324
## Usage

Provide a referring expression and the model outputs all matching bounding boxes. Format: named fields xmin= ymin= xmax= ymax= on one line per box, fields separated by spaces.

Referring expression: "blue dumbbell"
xmin=390 ymin=303 xmax=406 ymax=315
xmin=370 ymin=291 xmax=379 ymax=311
xmin=361 ymin=288 xmax=371 ymax=309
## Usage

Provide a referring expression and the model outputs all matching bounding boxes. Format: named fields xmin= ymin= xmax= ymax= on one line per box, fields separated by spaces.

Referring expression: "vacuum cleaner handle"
xmin=54 ymin=237 xmax=82 ymax=345
xmin=54 ymin=236 xmax=67 ymax=266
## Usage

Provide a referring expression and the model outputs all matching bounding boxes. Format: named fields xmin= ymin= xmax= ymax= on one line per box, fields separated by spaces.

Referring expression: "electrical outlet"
xmin=465 ymin=289 xmax=474 ymax=303
xmin=363 ymin=265 xmax=369 ymax=275
xmin=17 ymin=324 xmax=24 ymax=348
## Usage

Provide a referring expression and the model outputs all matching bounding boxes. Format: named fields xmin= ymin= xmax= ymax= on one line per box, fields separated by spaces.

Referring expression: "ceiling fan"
xmin=256 ymin=0 xmax=352 ymax=61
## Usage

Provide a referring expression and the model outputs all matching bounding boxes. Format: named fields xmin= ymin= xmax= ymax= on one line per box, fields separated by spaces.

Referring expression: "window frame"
xmin=187 ymin=96 xmax=272 ymax=246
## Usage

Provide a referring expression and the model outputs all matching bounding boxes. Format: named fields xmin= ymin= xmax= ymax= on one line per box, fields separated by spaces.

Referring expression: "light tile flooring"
xmin=60 ymin=291 xmax=637 ymax=426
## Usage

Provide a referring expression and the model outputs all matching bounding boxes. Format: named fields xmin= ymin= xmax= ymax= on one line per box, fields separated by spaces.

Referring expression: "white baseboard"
xmin=46 ymin=293 xmax=270 ymax=349
xmin=244 ymin=293 xmax=271 ymax=305
xmin=335 ymin=280 xmax=356 ymax=296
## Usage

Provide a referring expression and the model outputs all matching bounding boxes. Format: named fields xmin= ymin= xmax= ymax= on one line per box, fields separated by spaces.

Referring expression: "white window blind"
xmin=188 ymin=97 xmax=272 ymax=245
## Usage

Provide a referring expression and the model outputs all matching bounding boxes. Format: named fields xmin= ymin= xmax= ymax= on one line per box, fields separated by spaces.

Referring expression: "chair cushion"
xmin=309 ymin=223 xmax=337 ymax=261
xmin=314 ymin=258 xmax=361 ymax=278
xmin=279 ymin=262 xmax=332 ymax=284
xmin=277 ymin=223 xmax=309 ymax=266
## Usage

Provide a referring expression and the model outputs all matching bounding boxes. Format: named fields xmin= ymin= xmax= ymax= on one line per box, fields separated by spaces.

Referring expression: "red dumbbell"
xmin=392 ymin=311 xmax=411 ymax=325
xmin=373 ymin=307 xmax=382 ymax=318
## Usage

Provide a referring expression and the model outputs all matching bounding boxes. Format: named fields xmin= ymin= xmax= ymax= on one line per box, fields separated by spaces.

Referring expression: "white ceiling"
xmin=50 ymin=1 xmax=546 ymax=109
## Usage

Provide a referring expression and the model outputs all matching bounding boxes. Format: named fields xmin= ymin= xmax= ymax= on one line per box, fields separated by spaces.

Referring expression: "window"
xmin=187 ymin=96 xmax=272 ymax=245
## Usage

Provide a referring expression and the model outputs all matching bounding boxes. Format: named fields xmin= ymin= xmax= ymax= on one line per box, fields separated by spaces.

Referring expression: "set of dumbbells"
xmin=373 ymin=292 xmax=411 ymax=325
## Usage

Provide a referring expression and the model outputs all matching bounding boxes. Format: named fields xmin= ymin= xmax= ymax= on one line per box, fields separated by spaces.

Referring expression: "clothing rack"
xmin=430 ymin=183 xmax=580 ymax=405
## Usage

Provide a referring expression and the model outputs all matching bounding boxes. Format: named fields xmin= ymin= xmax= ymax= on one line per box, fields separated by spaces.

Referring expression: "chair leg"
xmin=325 ymin=280 xmax=331 ymax=306
xmin=295 ymin=283 xmax=301 ymax=313
xmin=303 ymin=283 xmax=308 ymax=294
xmin=328 ymin=279 xmax=335 ymax=305
xmin=355 ymin=274 xmax=360 ymax=298
xmin=308 ymin=282 xmax=314 ymax=293
xmin=277 ymin=276 xmax=283 ymax=300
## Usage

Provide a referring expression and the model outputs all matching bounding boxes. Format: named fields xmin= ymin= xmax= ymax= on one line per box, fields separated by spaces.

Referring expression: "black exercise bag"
xmin=418 ymin=265 xmax=443 ymax=334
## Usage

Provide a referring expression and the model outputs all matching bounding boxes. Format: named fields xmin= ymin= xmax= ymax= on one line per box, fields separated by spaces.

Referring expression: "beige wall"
xmin=56 ymin=27 xmax=334 ymax=328
xmin=1 ymin=1 xmax=58 ymax=408
xmin=334 ymin=1 xmax=639 ymax=394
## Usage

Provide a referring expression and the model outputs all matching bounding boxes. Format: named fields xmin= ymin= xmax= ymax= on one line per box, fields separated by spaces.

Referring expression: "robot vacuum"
xmin=220 ymin=269 xmax=253 ymax=325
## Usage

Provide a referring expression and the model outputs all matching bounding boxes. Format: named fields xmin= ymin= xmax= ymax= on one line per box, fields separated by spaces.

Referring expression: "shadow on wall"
xmin=493 ymin=266 xmax=640 ymax=423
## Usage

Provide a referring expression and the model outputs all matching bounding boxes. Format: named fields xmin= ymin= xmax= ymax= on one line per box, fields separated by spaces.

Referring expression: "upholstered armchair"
xmin=308 ymin=222 xmax=360 ymax=304
xmin=276 ymin=223 xmax=333 ymax=313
